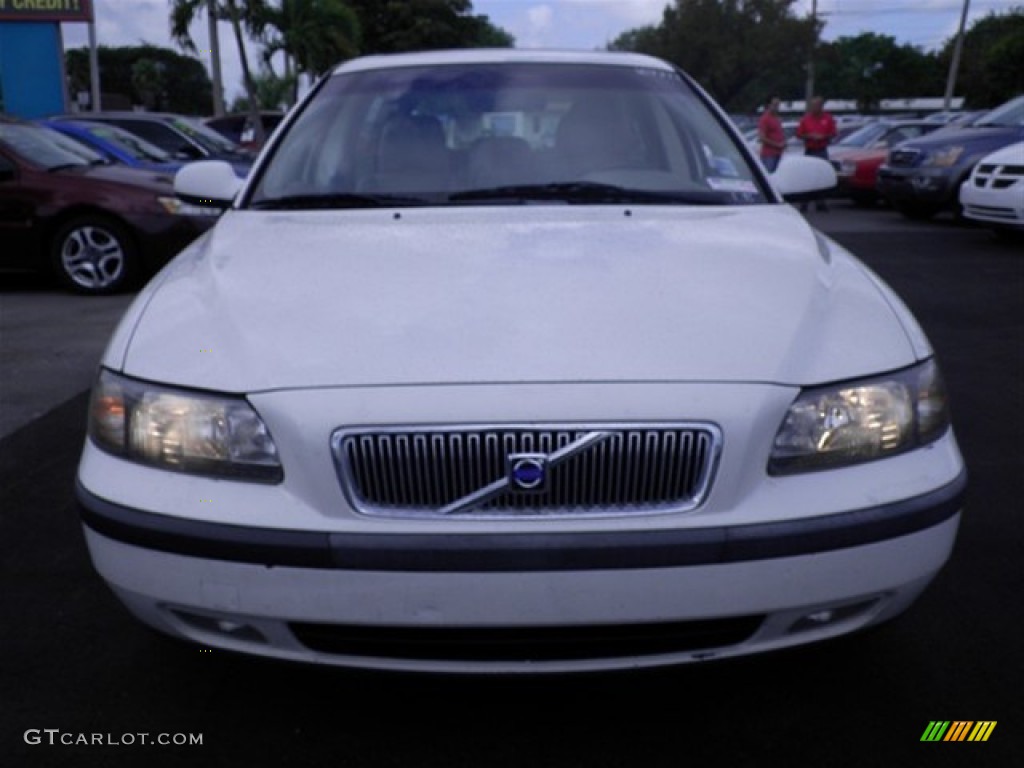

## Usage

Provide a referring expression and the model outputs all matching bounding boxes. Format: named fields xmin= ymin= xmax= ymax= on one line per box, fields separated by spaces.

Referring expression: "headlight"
xmin=921 ymin=146 xmax=964 ymax=168
xmin=89 ymin=369 xmax=282 ymax=483
xmin=768 ymin=359 xmax=950 ymax=475
xmin=157 ymin=196 xmax=222 ymax=217
xmin=839 ymin=160 xmax=856 ymax=175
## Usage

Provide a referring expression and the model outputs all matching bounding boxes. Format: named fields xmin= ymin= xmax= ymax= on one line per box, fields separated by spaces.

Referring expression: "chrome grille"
xmin=888 ymin=148 xmax=920 ymax=167
xmin=332 ymin=424 xmax=719 ymax=518
xmin=972 ymin=162 xmax=1024 ymax=190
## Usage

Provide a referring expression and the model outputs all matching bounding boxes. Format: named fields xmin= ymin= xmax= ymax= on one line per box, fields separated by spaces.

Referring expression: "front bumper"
xmin=78 ymin=472 xmax=965 ymax=673
xmin=876 ymin=166 xmax=960 ymax=206
xmin=960 ymin=183 xmax=1024 ymax=230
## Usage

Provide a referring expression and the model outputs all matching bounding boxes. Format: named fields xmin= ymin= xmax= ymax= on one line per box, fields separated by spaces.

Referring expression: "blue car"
xmin=49 ymin=112 xmax=254 ymax=178
xmin=40 ymin=119 xmax=186 ymax=174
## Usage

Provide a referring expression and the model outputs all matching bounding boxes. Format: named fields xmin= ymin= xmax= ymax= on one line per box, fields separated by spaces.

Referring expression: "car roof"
xmin=53 ymin=111 xmax=201 ymax=122
xmin=206 ymin=111 xmax=283 ymax=121
xmin=332 ymin=48 xmax=675 ymax=76
xmin=877 ymin=120 xmax=943 ymax=128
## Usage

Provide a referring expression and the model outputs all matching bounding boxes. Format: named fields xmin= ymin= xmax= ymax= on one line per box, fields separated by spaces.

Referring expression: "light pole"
xmin=804 ymin=0 xmax=818 ymax=105
xmin=208 ymin=0 xmax=226 ymax=116
xmin=943 ymin=0 xmax=971 ymax=110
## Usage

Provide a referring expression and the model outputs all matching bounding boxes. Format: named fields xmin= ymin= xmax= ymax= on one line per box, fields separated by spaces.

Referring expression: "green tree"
xmin=66 ymin=44 xmax=212 ymax=114
xmin=609 ymin=0 xmax=818 ymax=112
xmin=345 ymin=0 xmax=513 ymax=54
xmin=131 ymin=58 xmax=167 ymax=110
xmin=815 ymin=34 xmax=943 ymax=112
xmin=258 ymin=0 xmax=360 ymax=105
xmin=170 ymin=0 xmax=268 ymax=138
xmin=937 ymin=7 xmax=1024 ymax=107
xmin=229 ymin=67 xmax=296 ymax=111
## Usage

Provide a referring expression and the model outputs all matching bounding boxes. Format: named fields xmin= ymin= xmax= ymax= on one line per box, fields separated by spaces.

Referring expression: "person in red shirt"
xmin=757 ymin=96 xmax=786 ymax=172
xmin=796 ymin=96 xmax=837 ymax=211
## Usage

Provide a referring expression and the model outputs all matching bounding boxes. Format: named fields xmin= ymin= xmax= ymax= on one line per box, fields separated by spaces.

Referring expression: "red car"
xmin=0 ymin=117 xmax=217 ymax=294
xmin=831 ymin=121 xmax=943 ymax=206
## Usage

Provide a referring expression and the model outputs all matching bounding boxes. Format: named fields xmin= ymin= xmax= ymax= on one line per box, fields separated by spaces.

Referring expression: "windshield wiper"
xmin=448 ymin=181 xmax=725 ymax=205
xmin=249 ymin=192 xmax=429 ymax=210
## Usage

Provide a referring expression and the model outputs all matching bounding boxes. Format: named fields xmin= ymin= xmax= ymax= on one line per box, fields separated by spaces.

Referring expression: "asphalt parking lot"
xmin=1 ymin=202 xmax=1022 ymax=767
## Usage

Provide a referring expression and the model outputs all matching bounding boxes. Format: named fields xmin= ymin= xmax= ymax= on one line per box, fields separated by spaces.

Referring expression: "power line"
xmin=811 ymin=0 xmax=1011 ymax=15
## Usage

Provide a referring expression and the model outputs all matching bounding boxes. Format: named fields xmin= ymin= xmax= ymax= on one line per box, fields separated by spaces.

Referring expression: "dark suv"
xmin=876 ymin=95 xmax=1024 ymax=219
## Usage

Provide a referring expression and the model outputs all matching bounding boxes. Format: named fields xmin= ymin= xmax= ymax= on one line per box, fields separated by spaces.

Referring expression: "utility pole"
xmin=804 ymin=0 xmax=818 ymax=106
xmin=943 ymin=0 xmax=971 ymax=110
xmin=208 ymin=0 xmax=226 ymax=116
xmin=88 ymin=18 xmax=101 ymax=112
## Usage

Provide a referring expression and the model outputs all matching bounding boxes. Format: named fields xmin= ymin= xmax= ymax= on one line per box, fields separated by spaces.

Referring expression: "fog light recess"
xmin=787 ymin=598 xmax=882 ymax=634
xmin=170 ymin=609 xmax=268 ymax=644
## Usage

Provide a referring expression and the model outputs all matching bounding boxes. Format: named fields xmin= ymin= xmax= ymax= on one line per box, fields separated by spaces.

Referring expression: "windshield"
xmin=0 ymin=122 xmax=102 ymax=169
xmin=248 ymin=62 xmax=768 ymax=208
xmin=172 ymin=116 xmax=244 ymax=154
xmin=82 ymin=122 xmax=173 ymax=163
xmin=837 ymin=122 xmax=889 ymax=147
xmin=976 ymin=96 xmax=1024 ymax=127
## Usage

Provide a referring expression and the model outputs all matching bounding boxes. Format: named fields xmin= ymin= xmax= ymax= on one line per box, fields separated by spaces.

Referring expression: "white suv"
xmin=76 ymin=49 xmax=965 ymax=673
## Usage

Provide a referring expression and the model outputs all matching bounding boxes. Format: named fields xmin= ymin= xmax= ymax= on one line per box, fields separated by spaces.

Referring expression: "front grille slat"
xmin=334 ymin=424 xmax=720 ymax=519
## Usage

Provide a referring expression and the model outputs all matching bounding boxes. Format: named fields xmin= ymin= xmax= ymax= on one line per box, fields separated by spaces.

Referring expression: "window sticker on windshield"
xmin=706 ymin=177 xmax=758 ymax=194
xmin=711 ymin=157 xmax=739 ymax=177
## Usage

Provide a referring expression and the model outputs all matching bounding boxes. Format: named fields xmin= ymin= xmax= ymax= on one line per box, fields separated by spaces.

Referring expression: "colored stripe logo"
xmin=921 ymin=721 xmax=996 ymax=742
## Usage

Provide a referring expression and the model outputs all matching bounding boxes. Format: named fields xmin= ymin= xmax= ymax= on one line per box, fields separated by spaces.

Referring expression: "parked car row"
xmin=4 ymin=94 xmax=1017 ymax=298
xmin=751 ymin=97 xmax=1023 ymax=237
xmin=48 ymin=111 xmax=256 ymax=177
xmin=0 ymin=108 xmax=286 ymax=294
xmin=876 ymin=94 xmax=1024 ymax=231
xmin=0 ymin=116 xmax=222 ymax=294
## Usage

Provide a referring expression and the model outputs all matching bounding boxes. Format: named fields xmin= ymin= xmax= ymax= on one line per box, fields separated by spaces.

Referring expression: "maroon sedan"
xmin=0 ymin=117 xmax=217 ymax=294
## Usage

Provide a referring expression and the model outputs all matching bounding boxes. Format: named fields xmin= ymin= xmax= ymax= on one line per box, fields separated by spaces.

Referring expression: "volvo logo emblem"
xmin=508 ymin=454 xmax=548 ymax=492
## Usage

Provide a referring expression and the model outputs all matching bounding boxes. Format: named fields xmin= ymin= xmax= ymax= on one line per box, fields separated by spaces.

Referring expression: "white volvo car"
xmin=77 ymin=50 xmax=966 ymax=673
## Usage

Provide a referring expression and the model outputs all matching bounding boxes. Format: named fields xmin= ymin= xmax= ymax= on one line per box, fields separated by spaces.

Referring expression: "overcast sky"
xmin=59 ymin=0 xmax=1016 ymax=108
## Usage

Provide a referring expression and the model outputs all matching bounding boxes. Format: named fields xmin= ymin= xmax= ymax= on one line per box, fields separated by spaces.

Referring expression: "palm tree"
xmin=169 ymin=0 xmax=268 ymax=142
xmin=259 ymin=0 xmax=360 ymax=104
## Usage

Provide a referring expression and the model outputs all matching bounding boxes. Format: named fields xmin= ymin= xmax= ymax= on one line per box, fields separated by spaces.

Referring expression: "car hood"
xmin=72 ymin=163 xmax=175 ymax=191
xmin=116 ymin=206 xmax=918 ymax=391
xmin=899 ymin=124 xmax=1024 ymax=152
xmin=975 ymin=140 xmax=1024 ymax=165
xmin=831 ymin=147 xmax=884 ymax=162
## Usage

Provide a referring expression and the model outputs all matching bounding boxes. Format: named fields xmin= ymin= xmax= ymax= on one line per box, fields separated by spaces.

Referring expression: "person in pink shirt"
xmin=757 ymin=96 xmax=786 ymax=172
xmin=796 ymin=96 xmax=837 ymax=211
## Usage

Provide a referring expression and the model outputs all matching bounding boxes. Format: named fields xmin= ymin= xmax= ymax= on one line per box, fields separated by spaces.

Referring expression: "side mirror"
xmin=174 ymin=160 xmax=243 ymax=209
xmin=771 ymin=155 xmax=837 ymax=200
